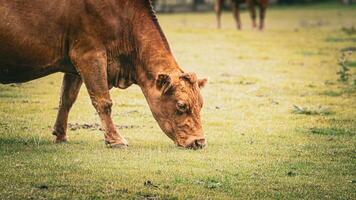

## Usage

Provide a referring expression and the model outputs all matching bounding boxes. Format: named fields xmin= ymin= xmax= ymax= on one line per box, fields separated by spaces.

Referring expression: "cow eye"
xmin=176 ymin=101 xmax=188 ymax=114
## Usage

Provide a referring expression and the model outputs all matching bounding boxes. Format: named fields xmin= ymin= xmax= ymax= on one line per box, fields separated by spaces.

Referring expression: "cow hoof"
xmin=53 ymin=136 xmax=68 ymax=143
xmin=105 ymin=140 xmax=128 ymax=149
xmin=109 ymin=143 xmax=128 ymax=149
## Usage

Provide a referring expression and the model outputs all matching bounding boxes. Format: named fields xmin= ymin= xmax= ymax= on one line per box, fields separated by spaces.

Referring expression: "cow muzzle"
xmin=183 ymin=138 xmax=206 ymax=150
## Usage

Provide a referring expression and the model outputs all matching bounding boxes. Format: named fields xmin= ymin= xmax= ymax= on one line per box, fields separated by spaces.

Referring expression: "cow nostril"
xmin=194 ymin=138 xmax=206 ymax=148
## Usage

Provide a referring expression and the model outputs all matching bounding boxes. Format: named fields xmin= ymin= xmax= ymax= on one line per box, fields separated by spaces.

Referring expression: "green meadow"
xmin=0 ymin=3 xmax=355 ymax=200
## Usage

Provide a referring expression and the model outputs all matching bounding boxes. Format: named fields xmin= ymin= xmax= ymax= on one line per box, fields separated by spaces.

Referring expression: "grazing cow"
xmin=215 ymin=0 xmax=269 ymax=30
xmin=0 ymin=0 xmax=208 ymax=149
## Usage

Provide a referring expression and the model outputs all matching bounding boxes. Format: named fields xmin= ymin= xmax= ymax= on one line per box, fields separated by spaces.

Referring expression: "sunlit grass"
xmin=0 ymin=3 xmax=355 ymax=199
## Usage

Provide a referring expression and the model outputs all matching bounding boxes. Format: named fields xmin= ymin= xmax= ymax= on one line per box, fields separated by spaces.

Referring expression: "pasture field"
xmin=0 ymin=3 xmax=355 ymax=200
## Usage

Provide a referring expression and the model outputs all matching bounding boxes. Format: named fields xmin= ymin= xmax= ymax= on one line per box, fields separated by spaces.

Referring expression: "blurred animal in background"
xmin=215 ymin=0 xmax=269 ymax=30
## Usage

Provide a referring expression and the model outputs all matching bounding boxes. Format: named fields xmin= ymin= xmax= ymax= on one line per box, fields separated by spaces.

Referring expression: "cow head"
xmin=145 ymin=72 xmax=208 ymax=149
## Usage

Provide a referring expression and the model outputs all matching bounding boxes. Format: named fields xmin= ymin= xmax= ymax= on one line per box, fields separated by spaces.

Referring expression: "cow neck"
xmin=131 ymin=6 xmax=183 ymax=90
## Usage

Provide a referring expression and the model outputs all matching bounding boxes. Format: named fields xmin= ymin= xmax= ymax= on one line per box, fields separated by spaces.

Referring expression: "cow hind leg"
xmin=53 ymin=73 xmax=82 ymax=143
xmin=231 ymin=0 xmax=242 ymax=30
xmin=247 ymin=0 xmax=257 ymax=29
xmin=71 ymin=48 xmax=128 ymax=148
xmin=258 ymin=4 xmax=267 ymax=30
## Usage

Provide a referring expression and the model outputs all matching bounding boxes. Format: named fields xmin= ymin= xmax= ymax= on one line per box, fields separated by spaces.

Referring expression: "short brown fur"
xmin=0 ymin=0 xmax=207 ymax=149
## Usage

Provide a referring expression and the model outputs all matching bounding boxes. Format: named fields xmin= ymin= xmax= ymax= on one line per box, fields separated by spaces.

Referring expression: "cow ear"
xmin=180 ymin=72 xmax=197 ymax=84
xmin=156 ymin=73 xmax=173 ymax=95
xmin=198 ymin=78 xmax=208 ymax=89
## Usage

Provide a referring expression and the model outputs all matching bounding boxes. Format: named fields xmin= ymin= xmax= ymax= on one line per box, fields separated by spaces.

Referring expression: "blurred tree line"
xmin=152 ymin=0 xmax=354 ymax=12
xmin=278 ymin=0 xmax=354 ymax=4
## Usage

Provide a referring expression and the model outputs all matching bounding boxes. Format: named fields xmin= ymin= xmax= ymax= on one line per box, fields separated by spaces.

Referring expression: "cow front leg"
xmin=71 ymin=50 xmax=128 ymax=148
xmin=215 ymin=0 xmax=223 ymax=29
xmin=53 ymin=73 xmax=82 ymax=143
xmin=231 ymin=0 xmax=241 ymax=30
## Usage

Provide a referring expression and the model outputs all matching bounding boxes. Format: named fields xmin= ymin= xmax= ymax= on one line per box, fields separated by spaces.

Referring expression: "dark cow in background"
xmin=0 ymin=0 xmax=208 ymax=149
xmin=215 ymin=0 xmax=269 ymax=30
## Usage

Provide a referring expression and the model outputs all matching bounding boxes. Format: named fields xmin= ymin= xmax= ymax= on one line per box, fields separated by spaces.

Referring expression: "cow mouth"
xmin=178 ymin=138 xmax=206 ymax=150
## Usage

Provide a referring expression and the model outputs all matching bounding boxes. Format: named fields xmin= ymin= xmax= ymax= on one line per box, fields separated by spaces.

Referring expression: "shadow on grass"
xmin=308 ymin=127 xmax=355 ymax=136
xmin=0 ymin=92 xmax=25 ymax=99
xmin=325 ymin=37 xmax=356 ymax=43
xmin=0 ymin=136 xmax=90 ymax=151
xmin=298 ymin=116 xmax=355 ymax=137
xmin=320 ymin=87 xmax=356 ymax=97
xmin=292 ymin=105 xmax=333 ymax=116
xmin=0 ymin=137 xmax=53 ymax=146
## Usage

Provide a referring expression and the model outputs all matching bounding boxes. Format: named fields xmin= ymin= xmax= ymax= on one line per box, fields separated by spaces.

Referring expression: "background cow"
xmin=215 ymin=0 xmax=269 ymax=30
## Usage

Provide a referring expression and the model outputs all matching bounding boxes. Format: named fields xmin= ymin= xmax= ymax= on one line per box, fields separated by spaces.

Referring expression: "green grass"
xmin=292 ymin=105 xmax=333 ymax=116
xmin=1 ymin=3 xmax=356 ymax=200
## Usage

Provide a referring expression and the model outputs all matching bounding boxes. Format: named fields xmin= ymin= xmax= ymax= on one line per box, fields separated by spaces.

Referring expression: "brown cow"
xmin=215 ymin=0 xmax=269 ymax=30
xmin=0 ymin=0 xmax=208 ymax=149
